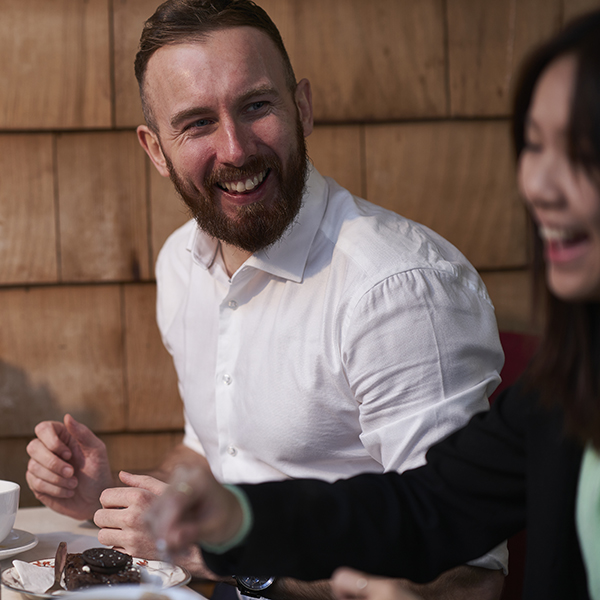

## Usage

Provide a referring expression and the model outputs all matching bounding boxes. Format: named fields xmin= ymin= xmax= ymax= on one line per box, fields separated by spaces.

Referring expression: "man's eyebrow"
xmin=238 ymin=85 xmax=280 ymax=103
xmin=169 ymin=85 xmax=281 ymax=129
xmin=170 ymin=106 xmax=212 ymax=129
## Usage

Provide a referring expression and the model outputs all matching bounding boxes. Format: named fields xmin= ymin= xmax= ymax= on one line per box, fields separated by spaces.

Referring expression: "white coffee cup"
xmin=0 ymin=480 xmax=20 ymax=543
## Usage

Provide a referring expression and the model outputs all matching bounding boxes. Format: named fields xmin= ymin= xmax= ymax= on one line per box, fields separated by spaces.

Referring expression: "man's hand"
xmin=147 ymin=464 xmax=244 ymax=557
xmin=331 ymin=566 xmax=504 ymax=600
xmin=95 ymin=472 xmax=166 ymax=556
xmin=331 ymin=569 xmax=422 ymax=600
xmin=95 ymin=472 xmax=221 ymax=580
xmin=26 ymin=414 xmax=114 ymax=521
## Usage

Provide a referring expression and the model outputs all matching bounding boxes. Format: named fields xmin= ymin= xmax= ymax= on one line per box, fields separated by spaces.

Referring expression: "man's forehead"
xmin=144 ymin=27 xmax=286 ymax=84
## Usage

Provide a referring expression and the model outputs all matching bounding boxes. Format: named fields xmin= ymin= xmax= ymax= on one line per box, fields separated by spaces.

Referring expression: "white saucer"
xmin=0 ymin=529 xmax=39 ymax=560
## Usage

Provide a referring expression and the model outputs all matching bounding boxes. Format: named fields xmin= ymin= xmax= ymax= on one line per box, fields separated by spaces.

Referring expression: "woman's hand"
xmin=331 ymin=569 xmax=423 ymax=600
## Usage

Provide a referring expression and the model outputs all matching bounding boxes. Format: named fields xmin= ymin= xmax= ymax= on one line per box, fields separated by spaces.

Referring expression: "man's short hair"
xmin=134 ymin=0 xmax=297 ymax=131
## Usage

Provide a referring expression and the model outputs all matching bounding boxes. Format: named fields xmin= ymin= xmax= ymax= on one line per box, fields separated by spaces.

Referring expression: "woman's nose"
xmin=519 ymin=151 xmax=567 ymax=210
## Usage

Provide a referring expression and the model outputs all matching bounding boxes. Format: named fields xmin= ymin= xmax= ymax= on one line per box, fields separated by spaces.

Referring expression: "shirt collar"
xmin=186 ymin=166 xmax=328 ymax=283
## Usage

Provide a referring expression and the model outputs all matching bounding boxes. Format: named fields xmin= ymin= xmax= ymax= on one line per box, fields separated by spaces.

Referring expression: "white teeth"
xmin=539 ymin=226 xmax=580 ymax=242
xmin=221 ymin=170 xmax=266 ymax=193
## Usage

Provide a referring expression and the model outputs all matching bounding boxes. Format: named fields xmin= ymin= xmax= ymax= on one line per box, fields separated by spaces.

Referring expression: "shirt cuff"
xmin=199 ymin=485 xmax=254 ymax=554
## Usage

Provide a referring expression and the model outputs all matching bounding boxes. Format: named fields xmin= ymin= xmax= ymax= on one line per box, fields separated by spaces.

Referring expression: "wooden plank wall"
xmin=1 ymin=0 xmax=598 ymax=505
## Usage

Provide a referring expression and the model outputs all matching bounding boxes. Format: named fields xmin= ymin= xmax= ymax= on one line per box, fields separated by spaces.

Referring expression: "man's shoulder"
xmin=156 ymin=219 xmax=197 ymax=270
xmin=320 ymin=179 xmax=474 ymax=282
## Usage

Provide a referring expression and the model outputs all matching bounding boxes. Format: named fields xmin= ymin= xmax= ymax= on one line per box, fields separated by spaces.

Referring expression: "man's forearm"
xmin=263 ymin=578 xmax=335 ymax=600
xmin=401 ymin=566 xmax=504 ymax=600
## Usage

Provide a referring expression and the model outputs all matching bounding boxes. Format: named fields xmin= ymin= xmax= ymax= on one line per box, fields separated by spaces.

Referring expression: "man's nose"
xmin=216 ymin=118 xmax=254 ymax=167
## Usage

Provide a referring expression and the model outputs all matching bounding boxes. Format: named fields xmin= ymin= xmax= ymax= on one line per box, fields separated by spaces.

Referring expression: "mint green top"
xmin=577 ymin=443 xmax=600 ymax=599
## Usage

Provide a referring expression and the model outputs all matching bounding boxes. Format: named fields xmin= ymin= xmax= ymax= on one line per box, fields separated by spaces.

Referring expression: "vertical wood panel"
xmin=448 ymin=0 xmax=561 ymax=116
xmin=0 ymin=0 xmax=111 ymax=130
xmin=103 ymin=432 xmax=184 ymax=474
xmin=307 ymin=126 xmax=363 ymax=197
xmin=149 ymin=167 xmax=191 ymax=271
xmin=0 ymin=135 xmax=57 ymax=285
xmin=57 ymin=132 xmax=150 ymax=282
xmin=0 ymin=438 xmax=38 ymax=507
xmin=0 ymin=286 xmax=125 ymax=437
xmin=259 ymin=0 xmax=446 ymax=121
xmin=124 ymin=283 xmax=183 ymax=431
xmin=113 ymin=0 xmax=164 ymax=128
xmin=365 ymin=121 xmax=526 ymax=270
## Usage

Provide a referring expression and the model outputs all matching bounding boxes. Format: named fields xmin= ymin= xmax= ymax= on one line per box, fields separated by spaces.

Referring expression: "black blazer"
xmin=204 ymin=384 xmax=590 ymax=600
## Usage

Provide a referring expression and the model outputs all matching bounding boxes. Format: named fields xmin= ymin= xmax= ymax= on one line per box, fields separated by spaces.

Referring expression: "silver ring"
xmin=356 ymin=578 xmax=368 ymax=590
xmin=175 ymin=481 xmax=194 ymax=496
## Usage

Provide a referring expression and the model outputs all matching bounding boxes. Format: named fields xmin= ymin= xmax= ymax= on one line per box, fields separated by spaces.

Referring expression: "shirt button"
xmin=228 ymin=300 xmax=238 ymax=310
xmin=222 ymin=373 xmax=232 ymax=385
xmin=227 ymin=446 xmax=238 ymax=456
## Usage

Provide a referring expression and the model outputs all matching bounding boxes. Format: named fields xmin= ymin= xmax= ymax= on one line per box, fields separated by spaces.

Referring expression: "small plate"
xmin=70 ymin=584 xmax=204 ymax=599
xmin=0 ymin=530 xmax=39 ymax=560
xmin=1 ymin=557 xmax=191 ymax=599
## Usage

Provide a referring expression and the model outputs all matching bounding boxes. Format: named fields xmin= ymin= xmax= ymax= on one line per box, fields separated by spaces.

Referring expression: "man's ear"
xmin=137 ymin=125 xmax=170 ymax=177
xmin=295 ymin=78 xmax=313 ymax=138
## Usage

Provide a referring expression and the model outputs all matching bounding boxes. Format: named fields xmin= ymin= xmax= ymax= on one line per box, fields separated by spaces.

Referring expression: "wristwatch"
xmin=234 ymin=575 xmax=276 ymax=598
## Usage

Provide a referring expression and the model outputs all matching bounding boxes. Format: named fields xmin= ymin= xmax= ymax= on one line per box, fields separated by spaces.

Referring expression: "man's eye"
xmin=248 ymin=101 xmax=267 ymax=112
xmin=186 ymin=118 xmax=212 ymax=130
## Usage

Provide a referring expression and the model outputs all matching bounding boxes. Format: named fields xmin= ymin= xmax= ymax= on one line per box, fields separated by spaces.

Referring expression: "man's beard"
xmin=164 ymin=118 xmax=308 ymax=254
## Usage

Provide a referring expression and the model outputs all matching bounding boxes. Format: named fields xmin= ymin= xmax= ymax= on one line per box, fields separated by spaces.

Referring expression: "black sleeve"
xmin=203 ymin=384 xmax=532 ymax=582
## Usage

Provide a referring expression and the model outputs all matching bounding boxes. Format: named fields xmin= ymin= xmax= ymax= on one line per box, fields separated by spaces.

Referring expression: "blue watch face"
xmin=238 ymin=576 xmax=275 ymax=591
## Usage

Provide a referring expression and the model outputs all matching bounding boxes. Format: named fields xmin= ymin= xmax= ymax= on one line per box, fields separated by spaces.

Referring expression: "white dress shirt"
xmin=156 ymin=167 xmax=507 ymax=570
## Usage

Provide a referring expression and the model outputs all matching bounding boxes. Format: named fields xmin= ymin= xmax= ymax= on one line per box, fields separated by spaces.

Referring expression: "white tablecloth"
xmin=0 ymin=506 xmax=207 ymax=600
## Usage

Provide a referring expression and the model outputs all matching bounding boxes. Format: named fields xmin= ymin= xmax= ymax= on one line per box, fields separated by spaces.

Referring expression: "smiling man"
xmin=26 ymin=1 xmax=507 ymax=599
xmin=136 ymin=25 xmax=311 ymax=272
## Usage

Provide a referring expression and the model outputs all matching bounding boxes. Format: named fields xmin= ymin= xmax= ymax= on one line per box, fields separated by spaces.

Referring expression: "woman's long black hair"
xmin=513 ymin=9 xmax=600 ymax=448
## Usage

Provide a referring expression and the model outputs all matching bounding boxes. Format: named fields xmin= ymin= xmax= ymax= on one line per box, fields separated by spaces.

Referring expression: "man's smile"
xmin=217 ymin=169 xmax=269 ymax=194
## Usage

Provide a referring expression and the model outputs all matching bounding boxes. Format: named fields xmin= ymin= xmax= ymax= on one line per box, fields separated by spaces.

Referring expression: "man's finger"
xmin=25 ymin=470 xmax=75 ymax=499
xmin=32 ymin=421 xmax=72 ymax=461
xmin=26 ymin=438 xmax=75 ymax=479
xmin=63 ymin=414 xmax=105 ymax=451
xmin=119 ymin=471 xmax=168 ymax=495
xmin=27 ymin=457 xmax=77 ymax=490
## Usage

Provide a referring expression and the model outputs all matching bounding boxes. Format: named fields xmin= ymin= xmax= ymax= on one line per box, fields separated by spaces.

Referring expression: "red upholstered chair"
xmin=492 ymin=331 xmax=540 ymax=600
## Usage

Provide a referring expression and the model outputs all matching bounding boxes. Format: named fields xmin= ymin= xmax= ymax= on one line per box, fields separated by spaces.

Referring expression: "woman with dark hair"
xmin=149 ymin=10 xmax=600 ymax=600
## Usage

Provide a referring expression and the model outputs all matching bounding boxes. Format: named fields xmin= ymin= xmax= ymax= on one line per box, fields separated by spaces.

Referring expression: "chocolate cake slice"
xmin=64 ymin=548 xmax=141 ymax=590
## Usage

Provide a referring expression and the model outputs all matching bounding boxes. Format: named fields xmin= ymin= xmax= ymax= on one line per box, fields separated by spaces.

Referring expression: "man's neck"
xmin=219 ymin=241 xmax=252 ymax=278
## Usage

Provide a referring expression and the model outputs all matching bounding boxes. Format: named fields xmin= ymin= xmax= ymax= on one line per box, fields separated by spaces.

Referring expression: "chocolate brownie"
xmin=64 ymin=548 xmax=141 ymax=590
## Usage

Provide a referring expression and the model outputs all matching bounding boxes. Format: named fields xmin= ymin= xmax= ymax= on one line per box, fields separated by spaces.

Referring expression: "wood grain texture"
xmin=481 ymin=269 xmax=538 ymax=334
xmin=57 ymin=131 xmax=150 ymax=282
xmin=0 ymin=438 xmax=38 ymax=507
xmin=259 ymin=0 xmax=446 ymax=122
xmin=149 ymin=166 xmax=191 ymax=271
xmin=447 ymin=0 xmax=561 ymax=116
xmin=0 ymin=135 xmax=57 ymax=285
xmin=124 ymin=283 xmax=183 ymax=431
xmin=0 ymin=285 xmax=125 ymax=437
xmin=364 ymin=120 xmax=526 ymax=270
xmin=307 ymin=125 xmax=363 ymax=197
xmin=113 ymin=0 xmax=164 ymax=128
xmin=103 ymin=431 xmax=185 ymax=474
xmin=0 ymin=0 xmax=111 ymax=130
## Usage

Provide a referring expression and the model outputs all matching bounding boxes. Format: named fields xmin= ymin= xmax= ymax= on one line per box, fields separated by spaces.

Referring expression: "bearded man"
xmin=26 ymin=1 xmax=507 ymax=599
